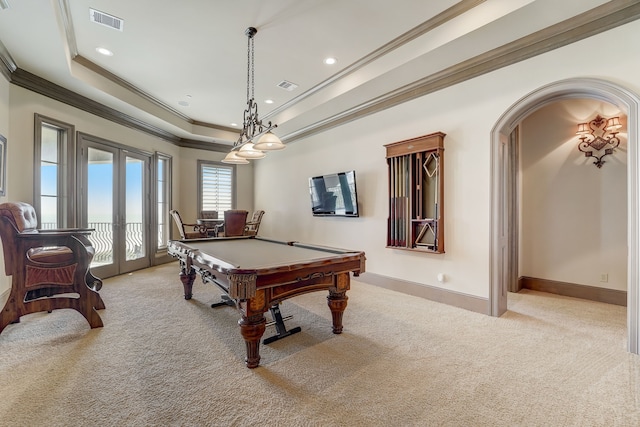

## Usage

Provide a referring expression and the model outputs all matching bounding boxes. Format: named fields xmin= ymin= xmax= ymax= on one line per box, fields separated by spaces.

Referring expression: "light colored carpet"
xmin=0 ymin=262 xmax=638 ymax=426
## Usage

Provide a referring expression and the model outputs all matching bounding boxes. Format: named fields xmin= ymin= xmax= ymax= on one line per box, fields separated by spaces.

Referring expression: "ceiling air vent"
xmin=277 ymin=80 xmax=298 ymax=91
xmin=90 ymin=8 xmax=124 ymax=31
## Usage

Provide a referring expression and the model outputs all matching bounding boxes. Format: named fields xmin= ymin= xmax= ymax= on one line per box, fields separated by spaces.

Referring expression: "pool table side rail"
xmin=167 ymin=239 xmax=365 ymax=300
xmin=195 ymin=251 xmax=364 ymax=299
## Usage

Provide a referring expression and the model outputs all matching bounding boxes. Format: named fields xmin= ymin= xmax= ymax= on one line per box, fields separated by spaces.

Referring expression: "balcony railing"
xmin=41 ymin=222 xmax=145 ymax=265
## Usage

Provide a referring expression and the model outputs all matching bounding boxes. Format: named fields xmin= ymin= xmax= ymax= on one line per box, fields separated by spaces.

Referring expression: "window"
xmin=155 ymin=153 xmax=172 ymax=249
xmin=34 ymin=115 xmax=75 ymax=228
xmin=198 ymin=161 xmax=235 ymax=214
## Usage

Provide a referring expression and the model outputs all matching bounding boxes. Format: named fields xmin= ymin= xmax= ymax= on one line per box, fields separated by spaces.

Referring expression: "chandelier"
xmin=222 ymin=27 xmax=285 ymax=164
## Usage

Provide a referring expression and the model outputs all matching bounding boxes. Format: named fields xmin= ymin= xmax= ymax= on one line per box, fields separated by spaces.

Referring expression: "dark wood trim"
xmin=173 ymin=138 xmax=229 ymax=152
xmin=73 ymin=55 xmax=194 ymax=124
xmin=4 ymin=0 xmax=638 ymax=150
xmin=9 ymin=69 xmax=230 ymax=152
xmin=12 ymin=68 xmax=176 ymax=141
xmin=68 ymin=44 xmax=234 ymax=133
xmin=357 ymin=272 xmax=488 ymax=314
xmin=518 ymin=276 xmax=627 ymax=307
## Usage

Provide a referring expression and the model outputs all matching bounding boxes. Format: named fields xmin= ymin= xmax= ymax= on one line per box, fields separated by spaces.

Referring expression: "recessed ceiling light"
xmin=231 ymin=123 xmax=238 ymax=127
xmin=96 ymin=47 xmax=113 ymax=56
xmin=178 ymin=101 xmax=189 ymax=107
xmin=265 ymin=99 xmax=274 ymax=104
xmin=324 ymin=57 xmax=337 ymax=65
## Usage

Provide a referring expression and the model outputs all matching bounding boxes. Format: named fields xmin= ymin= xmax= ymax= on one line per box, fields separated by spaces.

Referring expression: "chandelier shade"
xmin=253 ymin=131 xmax=286 ymax=151
xmin=222 ymin=27 xmax=285 ymax=164
xmin=222 ymin=151 xmax=250 ymax=164
xmin=236 ymin=143 xmax=266 ymax=159
xmin=606 ymin=116 xmax=622 ymax=131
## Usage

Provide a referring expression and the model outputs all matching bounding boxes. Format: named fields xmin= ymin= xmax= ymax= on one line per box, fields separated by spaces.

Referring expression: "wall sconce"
xmin=576 ymin=115 xmax=621 ymax=168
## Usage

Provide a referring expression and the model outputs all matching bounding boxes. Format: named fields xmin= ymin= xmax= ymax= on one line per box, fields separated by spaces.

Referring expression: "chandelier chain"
xmin=251 ymin=36 xmax=255 ymax=101
xmin=222 ymin=26 xmax=284 ymax=163
xmin=246 ymin=35 xmax=252 ymax=102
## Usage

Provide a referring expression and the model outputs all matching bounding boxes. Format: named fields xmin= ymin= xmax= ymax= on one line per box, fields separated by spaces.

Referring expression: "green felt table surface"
xmin=182 ymin=237 xmax=358 ymax=270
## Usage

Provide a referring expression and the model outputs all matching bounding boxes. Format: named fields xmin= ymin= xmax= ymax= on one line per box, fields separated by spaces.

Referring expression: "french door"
xmin=78 ymin=134 xmax=151 ymax=278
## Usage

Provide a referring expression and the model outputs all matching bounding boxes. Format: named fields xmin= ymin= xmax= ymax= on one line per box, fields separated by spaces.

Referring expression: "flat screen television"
xmin=309 ymin=170 xmax=359 ymax=217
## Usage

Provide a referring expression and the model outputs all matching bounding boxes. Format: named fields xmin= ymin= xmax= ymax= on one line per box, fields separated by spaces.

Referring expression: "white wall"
xmin=1 ymin=85 xmax=254 ymax=288
xmin=174 ymin=147 xmax=254 ymax=238
xmin=0 ymin=75 xmax=7 ymax=132
xmin=8 ymin=85 xmax=180 ymax=202
xmin=520 ymin=99 xmax=627 ymax=291
xmin=255 ymin=19 xmax=640 ymax=299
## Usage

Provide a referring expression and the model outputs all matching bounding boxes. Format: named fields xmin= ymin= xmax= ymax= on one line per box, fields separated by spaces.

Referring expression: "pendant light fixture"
xmin=223 ymin=27 xmax=285 ymax=164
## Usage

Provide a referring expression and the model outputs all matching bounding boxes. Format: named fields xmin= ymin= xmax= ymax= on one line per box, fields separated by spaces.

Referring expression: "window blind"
xmin=201 ymin=164 xmax=233 ymax=212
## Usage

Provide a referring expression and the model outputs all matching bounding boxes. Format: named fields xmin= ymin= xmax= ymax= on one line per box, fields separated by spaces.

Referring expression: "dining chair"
xmin=244 ymin=210 xmax=265 ymax=236
xmin=222 ymin=210 xmax=248 ymax=237
xmin=199 ymin=210 xmax=218 ymax=220
xmin=170 ymin=209 xmax=207 ymax=239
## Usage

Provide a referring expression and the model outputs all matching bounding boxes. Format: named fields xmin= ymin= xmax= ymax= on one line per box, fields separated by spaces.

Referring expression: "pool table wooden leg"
xmin=179 ymin=266 xmax=196 ymax=300
xmin=239 ymin=314 xmax=266 ymax=368
xmin=327 ymin=291 xmax=349 ymax=334
xmin=327 ymin=272 xmax=350 ymax=334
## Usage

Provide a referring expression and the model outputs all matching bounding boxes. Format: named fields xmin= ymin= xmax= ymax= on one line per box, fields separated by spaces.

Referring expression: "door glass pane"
xmin=40 ymin=163 xmax=58 ymax=196
xmin=40 ymin=125 xmax=59 ymax=227
xmin=126 ymin=156 xmax=145 ymax=261
xmin=40 ymin=196 xmax=57 ymax=229
xmin=41 ymin=126 xmax=58 ymax=163
xmin=157 ymin=156 xmax=169 ymax=248
xmin=87 ymin=147 xmax=114 ymax=266
xmin=40 ymin=162 xmax=58 ymax=228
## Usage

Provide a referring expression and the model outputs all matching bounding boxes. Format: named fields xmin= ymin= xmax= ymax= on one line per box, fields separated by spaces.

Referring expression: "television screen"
xmin=309 ymin=170 xmax=359 ymax=217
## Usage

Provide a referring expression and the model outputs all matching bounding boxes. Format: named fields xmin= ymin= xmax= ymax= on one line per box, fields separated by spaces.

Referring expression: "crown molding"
xmin=0 ymin=38 xmax=16 ymax=81
xmin=282 ymin=0 xmax=640 ymax=143
xmin=264 ymin=0 xmax=486 ymax=121
xmin=5 ymin=0 xmax=639 ymax=152
xmin=72 ymin=55 xmax=195 ymax=124
xmin=9 ymin=68 xmax=229 ymax=152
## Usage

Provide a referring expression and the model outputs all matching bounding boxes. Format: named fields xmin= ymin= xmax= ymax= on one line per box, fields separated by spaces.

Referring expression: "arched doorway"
xmin=489 ymin=78 xmax=640 ymax=354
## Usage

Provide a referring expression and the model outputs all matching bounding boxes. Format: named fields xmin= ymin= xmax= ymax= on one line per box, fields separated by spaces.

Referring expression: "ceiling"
xmin=0 ymin=0 xmax=636 ymax=151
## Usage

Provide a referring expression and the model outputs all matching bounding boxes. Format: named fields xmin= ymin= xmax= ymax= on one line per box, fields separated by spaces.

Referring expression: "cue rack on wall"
xmin=384 ymin=132 xmax=445 ymax=253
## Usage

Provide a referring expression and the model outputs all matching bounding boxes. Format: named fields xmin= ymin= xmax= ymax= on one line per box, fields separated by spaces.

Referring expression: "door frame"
xmin=489 ymin=77 xmax=640 ymax=355
xmin=77 ymin=132 xmax=152 ymax=278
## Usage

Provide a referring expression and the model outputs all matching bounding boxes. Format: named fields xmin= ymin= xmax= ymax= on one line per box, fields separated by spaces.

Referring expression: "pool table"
xmin=167 ymin=236 xmax=366 ymax=368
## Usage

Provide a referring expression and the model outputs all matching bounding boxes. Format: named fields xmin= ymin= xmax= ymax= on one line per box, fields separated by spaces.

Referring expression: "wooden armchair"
xmin=170 ymin=209 xmax=207 ymax=239
xmin=222 ymin=210 xmax=248 ymax=237
xmin=0 ymin=202 xmax=105 ymax=334
xmin=244 ymin=210 xmax=265 ymax=236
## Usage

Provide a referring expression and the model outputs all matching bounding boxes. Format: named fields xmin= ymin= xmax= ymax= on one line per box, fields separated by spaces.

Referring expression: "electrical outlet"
xmin=600 ymin=273 xmax=608 ymax=283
